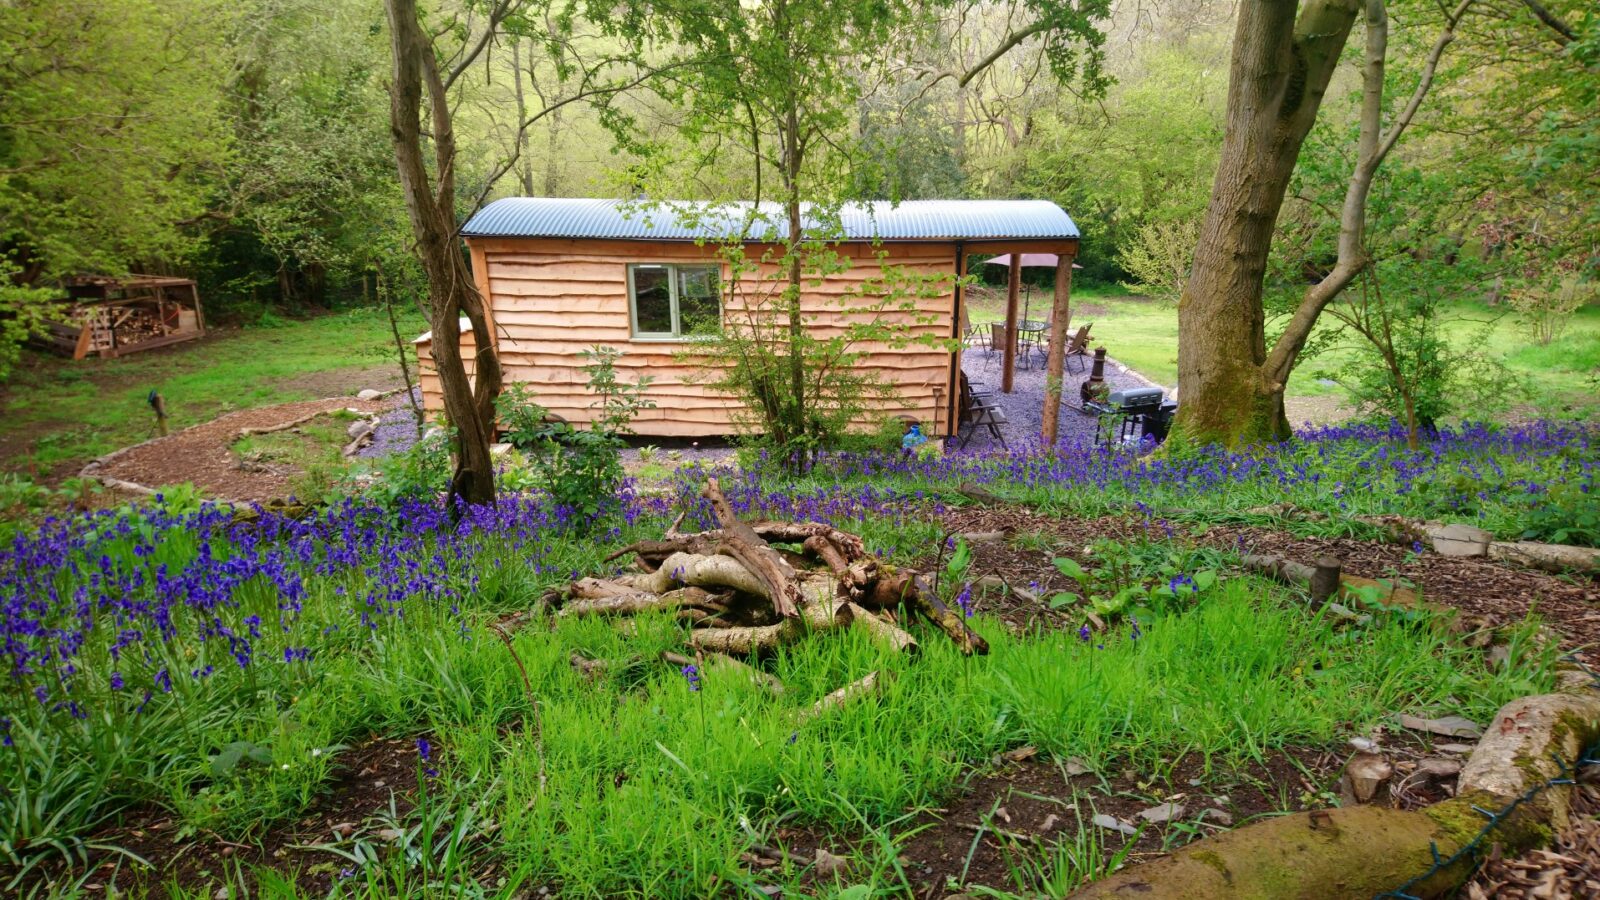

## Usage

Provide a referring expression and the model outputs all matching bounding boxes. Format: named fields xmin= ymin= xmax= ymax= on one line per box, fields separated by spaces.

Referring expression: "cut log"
xmin=865 ymin=567 xmax=988 ymax=655
xmin=689 ymin=581 xmax=852 ymax=655
xmin=845 ymin=603 xmax=918 ymax=654
xmin=660 ymin=651 xmax=785 ymax=695
xmin=702 ymin=478 xmax=802 ymax=618
xmin=559 ymin=586 xmax=725 ymax=618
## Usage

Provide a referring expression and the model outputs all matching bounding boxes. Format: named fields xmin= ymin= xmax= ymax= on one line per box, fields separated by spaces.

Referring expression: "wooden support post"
xmin=1002 ymin=254 xmax=1020 ymax=393
xmin=148 ymin=390 xmax=168 ymax=437
xmin=1040 ymin=252 xmax=1075 ymax=445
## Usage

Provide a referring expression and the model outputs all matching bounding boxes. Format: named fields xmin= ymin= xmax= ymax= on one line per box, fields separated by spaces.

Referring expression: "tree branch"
xmin=1264 ymin=0 xmax=1474 ymax=384
xmin=1516 ymin=0 xmax=1575 ymax=45
xmin=958 ymin=21 xmax=1050 ymax=88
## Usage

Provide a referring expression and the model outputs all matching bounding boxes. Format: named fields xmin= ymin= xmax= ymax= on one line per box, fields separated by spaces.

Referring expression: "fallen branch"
xmin=795 ymin=670 xmax=882 ymax=725
xmin=703 ymin=478 xmax=802 ymax=618
xmin=660 ymin=651 xmax=785 ymax=695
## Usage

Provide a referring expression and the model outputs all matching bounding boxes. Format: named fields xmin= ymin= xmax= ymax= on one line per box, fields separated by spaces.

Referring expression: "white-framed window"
xmin=627 ymin=263 xmax=722 ymax=339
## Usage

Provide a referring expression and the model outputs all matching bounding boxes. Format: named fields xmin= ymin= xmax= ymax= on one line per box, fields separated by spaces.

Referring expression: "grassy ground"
xmin=0 ymin=484 xmax=1555 ymax=897
xmin=965 ymin=283 xmax=1600 ymax=418
xmin=0 ymin=307 xmax=422 ymax=476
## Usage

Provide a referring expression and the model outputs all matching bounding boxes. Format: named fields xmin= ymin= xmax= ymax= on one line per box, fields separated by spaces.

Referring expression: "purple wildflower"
xmin=681 ymin=664 xmax=701 ymax=692
xmin=955 ymin=583 xmax=974 ymax=618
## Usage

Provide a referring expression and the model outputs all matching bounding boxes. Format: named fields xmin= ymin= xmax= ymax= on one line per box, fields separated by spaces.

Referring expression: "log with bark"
xmin=546 ymin=477 xmax=988 ymax=659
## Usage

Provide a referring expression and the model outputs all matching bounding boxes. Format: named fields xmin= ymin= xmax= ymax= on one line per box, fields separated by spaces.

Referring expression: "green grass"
xmin=0 ymin=307 xmax=422 ymax=474
xmin=3 ymin=499 xmax=1558 ymax=897
xmin=966 ymin=284 xmax=1600 ymax=415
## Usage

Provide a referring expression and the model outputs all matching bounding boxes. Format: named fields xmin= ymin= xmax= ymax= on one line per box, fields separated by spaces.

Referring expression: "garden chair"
xmin=958 ymin=372 xmax=1008 ymax=450
xmin=1063 ymin=324 xmax=1093 ymax=374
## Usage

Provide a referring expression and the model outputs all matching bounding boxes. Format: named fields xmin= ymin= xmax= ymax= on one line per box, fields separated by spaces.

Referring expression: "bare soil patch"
xmin=93 ymin=398 xmax=386 ymax=502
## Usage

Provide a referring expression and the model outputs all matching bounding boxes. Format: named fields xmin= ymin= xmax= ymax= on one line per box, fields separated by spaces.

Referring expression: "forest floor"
xmin=9 ymin=495 xmax=1593 ymax=898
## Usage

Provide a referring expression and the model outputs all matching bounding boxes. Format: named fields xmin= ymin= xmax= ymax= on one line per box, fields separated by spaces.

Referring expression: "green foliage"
xmin=1016 ymin=37 xmax=1226 ymax=281
xmin=689 ymin=242 xmax=956 ymax=467
xmin=494 ymin=347 xmax=653 ymax=521
xmin=0 ymin=0 xmax=230 ymax=278
xmin=1510 ymin=275 xmax=1595 ymax=347
xmin=361 ymin=427 xmax=454 ymax=506
xmin=1049 ymin=539 xmax=1222 ymax=619
xmin=1316 ymin=261 xmax=1520 ymax=439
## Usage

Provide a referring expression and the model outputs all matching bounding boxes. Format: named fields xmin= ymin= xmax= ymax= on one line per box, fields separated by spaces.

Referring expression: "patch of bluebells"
xmin=954 ymin=583 xmax=974 ymax=618
xmin=0 ymin=489 xmax=676 ymax=745
xmin=729 ymin=419 xmax=1596 ymax=543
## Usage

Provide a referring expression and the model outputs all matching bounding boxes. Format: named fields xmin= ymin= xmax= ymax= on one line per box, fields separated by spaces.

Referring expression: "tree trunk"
xmin=1172 ymin=0 xmax=1361 ymax=447
xmin=384 ymin=0 xmax=504 ymax=507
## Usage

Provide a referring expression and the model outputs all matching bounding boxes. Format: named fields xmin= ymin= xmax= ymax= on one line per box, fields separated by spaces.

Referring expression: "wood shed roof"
xmin=461 ymin=198 xmax=1079 ymax=242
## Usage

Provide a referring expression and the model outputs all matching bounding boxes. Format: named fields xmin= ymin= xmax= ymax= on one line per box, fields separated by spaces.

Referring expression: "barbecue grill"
xmin=1085 ymin=386 xmax=1177 ymax=447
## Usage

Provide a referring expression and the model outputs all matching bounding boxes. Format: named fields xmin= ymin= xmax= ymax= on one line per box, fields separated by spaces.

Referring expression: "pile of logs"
xmin=542 ymin=478 xmax=988 ymax=664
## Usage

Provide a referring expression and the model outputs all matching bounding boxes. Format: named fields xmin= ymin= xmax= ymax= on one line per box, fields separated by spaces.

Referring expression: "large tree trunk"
xmin=1172 ymin=0 xmax=1361 ymax=447
xmin=1174 ymin=0 xmax=1472 ymax=448
xmin=385 ymin=0 xmax=504 ymax=507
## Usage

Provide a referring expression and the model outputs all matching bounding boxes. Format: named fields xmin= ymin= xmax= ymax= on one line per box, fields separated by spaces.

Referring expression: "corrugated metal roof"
xmin=461 ymin=198 xmax=1078 ymax=242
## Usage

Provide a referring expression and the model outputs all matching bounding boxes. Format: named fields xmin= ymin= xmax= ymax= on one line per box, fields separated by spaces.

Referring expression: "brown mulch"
xmin=1461 ymin=769 xmax=1600 ymax=899
xmin=937 ymin=506 xmax=1600 ymax=665
xmin=91 ymin=397 xmax=386 ymax=503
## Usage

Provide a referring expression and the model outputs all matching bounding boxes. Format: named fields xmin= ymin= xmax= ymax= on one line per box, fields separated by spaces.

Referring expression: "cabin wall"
xmin=417 ymin=238 xmax=959 ymax=437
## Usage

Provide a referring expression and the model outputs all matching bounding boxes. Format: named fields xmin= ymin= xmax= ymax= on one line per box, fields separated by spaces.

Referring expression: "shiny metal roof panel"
xmin=461 ymin=198 xmax=1078 ymax=241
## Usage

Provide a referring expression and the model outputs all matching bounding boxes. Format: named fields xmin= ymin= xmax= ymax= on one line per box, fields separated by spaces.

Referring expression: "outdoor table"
xmin=1017 ymin=319 xmax=1049 ymax=368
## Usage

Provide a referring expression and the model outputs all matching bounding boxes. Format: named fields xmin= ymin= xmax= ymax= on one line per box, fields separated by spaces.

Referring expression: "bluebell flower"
xmin=681 ymin=664 xmax=701 ymax=692
xmin=1078 ymin=623 xmax=1091 ymax=643
xmin=955 ymin=583 xmax=974 ymax=618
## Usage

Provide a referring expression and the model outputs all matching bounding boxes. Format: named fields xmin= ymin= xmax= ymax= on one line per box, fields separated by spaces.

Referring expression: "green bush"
xmin=493 ymin=347 xmax=653 ymax=525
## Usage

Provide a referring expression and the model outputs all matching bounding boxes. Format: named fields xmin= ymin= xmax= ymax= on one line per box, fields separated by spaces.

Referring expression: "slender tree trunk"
xmin=385 ymin=0 xmax=504 ymax=507
xmin=512 ymin=39 xmax=534 ymax=196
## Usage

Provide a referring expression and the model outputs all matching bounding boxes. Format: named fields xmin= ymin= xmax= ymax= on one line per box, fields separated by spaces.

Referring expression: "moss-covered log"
xmin=1069 ymin=671 xmax=1600 ymax=899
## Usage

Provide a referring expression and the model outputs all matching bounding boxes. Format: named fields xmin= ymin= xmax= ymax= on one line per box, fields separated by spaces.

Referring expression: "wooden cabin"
xmin=415 ymin=198 xmax=1079 ymax=438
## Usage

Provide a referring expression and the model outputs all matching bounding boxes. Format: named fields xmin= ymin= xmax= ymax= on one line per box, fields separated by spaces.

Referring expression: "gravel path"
xmin=358 ymin=385 xmax=429 ymax=459
xmin=955 ymin=346 xmax=1163 ymax=452
xmin=358 ymin=348 xmax=1169 ymax=461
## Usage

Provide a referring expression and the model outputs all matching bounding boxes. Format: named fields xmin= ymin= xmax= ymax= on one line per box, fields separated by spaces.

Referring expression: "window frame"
xmin=626 ymin=262 xmax=722 ymax=341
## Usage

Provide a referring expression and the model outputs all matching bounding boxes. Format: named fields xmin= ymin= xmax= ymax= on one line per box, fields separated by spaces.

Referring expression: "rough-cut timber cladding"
xmin=417 ymin=238 xmax=962 ymax=437
xmin=417 ymin=197 xmax=1080 ymax=439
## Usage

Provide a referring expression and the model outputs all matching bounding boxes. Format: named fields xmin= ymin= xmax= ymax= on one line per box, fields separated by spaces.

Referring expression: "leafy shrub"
xmin=493 ymin=347 xmax=653 ymax=524
xmin=1517 ymin=481 xmax=1600 ymax=547
xmin=360 ymin=427 xmax=453 ymax=506
xmin=1509 ymin=275 xmax=1593 ymax=346
xmin=1050 ymin=538 xmax=1224 ymax=619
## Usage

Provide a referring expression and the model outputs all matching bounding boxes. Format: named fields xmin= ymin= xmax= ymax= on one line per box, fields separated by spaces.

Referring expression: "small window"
xmin=628 ymin=264 xmax=721 ymax=338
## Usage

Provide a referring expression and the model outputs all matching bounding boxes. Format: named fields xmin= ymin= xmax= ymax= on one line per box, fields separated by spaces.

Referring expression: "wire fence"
xmin=1373 ymin=653 xmax=1600 ymax=900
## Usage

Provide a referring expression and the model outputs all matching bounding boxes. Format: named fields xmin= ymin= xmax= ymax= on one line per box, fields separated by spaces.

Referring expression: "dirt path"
xmin=91 ymin=397 xmax=387 ymax=503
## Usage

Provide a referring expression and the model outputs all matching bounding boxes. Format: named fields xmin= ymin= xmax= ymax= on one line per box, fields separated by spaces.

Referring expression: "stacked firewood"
xmin=543 ymin=478 xmax=988 ymax=663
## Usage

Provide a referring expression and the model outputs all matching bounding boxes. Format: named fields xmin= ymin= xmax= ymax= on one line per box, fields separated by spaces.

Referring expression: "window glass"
xmin=677 ymin=266 xmax=721 ymax=336
xmin=631 ymin=266 xmax=673 ymax=334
